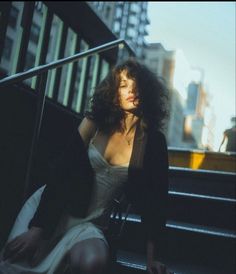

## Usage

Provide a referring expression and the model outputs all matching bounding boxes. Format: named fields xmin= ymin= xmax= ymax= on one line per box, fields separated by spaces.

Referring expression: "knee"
xmin=69 ymin=252 xmax=108 ymax=274
xmin=68 ymin=250 xmax=80 ymax=274
xmin=80 ymin=254 xmax=108 ymax=274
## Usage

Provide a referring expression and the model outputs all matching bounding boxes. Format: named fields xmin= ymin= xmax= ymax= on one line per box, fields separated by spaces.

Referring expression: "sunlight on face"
xmin=118 ymin=70 xmax=139 ymax=111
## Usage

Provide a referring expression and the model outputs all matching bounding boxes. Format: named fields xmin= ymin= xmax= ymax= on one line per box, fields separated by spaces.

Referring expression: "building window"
xmin=35 ymin=1 xmax=43 ymax=12
xmin=58 ymin=28 xmax=77 ymax=106
xmin=24 ymin=51 xmax=35 ymax=70
xmin=141 ymin=13 xmax=147 ymax=21
xmin=130 ymin=3 xmax=140 ymax=13
xmin=30 ymin=22 xmax=40 ymax=44
xmin=9 ymin=6 xmax=19 ymax=29
xmin=142 ymin=2 xmax=148 ymax=10
xmin=139 ymin=24 xmax=144 ymax=33
xmin=137 ymin=36 xmax=143 ymax=45
xmin=2 ymin=36 xmax=13 ymax=60
xmin=113 ymin=21 xmax=120 ymax=33
xmin=129 ymin=15 xmax=138 ymax=26
xmin=105 ymin=5 xmax=111 ymax=19
xmin=127 ymin=27 xmax=136 ymax=39
xmin=115 ymin=7 xmax=122 ymax=19
xmin=97 ymin=2 xmax=104 ymax=12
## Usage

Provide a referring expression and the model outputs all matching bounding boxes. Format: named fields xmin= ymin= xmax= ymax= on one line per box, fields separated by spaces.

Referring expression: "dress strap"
xmin=91 ymin=129 xmax=99 ymax=144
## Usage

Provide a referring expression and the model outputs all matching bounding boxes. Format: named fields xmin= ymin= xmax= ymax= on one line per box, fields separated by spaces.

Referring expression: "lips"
xmin=126 ymin=96 xmax=135 ymax=102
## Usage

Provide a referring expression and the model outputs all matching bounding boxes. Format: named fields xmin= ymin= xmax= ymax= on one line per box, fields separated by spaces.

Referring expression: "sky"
xmin=146 ymin=2 xmax=235 ymax=150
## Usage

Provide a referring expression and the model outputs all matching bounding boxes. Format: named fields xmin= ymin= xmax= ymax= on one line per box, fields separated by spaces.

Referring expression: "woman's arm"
xmin=78 ymin=117 xmax=97 ymax=147
xmin=146 ymin=239 xmax=173 ymax=274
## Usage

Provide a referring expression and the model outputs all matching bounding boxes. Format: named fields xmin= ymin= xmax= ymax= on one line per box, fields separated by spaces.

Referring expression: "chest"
xmin=92 ymin=131 xmax=134 ymax=166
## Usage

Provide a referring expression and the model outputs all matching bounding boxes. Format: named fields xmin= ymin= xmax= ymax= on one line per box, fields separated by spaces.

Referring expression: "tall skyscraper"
xmin=87 ymin=2 xmax=150 ymax=59
xmin=144 ymin=42 xmax=215 ymax=150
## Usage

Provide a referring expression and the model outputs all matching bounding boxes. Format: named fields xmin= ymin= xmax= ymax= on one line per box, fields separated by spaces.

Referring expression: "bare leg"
xmin=68 ymin=238 xmax=110 ymax=274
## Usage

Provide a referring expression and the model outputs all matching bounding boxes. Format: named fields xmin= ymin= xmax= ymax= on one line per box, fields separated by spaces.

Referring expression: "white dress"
xmin=0 ymin=141 xmax=129 ymax=274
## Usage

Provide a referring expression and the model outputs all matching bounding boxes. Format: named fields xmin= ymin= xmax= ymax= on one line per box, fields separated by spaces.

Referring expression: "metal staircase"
xmin=111 ymin=168 xmax=236 ymax=274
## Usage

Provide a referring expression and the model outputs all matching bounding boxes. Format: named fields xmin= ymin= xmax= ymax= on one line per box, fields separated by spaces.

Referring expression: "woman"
xmin=0 ymin=58 xmax=172 ymax=274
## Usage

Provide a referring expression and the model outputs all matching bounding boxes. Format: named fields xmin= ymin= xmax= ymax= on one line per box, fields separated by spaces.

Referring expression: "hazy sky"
xmin=146 ymin=2 xmax=235 ymax=150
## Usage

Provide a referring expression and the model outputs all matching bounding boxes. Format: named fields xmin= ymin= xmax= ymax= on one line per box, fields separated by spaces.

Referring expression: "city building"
xmin=87 ymin=2 xmax=150 ymax=59
xmin=144 ymin=42 xmax=216 ymax=150
xmin=86 ymin=2 xmax=116 ymax=30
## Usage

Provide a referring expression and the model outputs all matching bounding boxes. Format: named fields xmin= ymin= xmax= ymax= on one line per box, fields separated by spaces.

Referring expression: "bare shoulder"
xmin=78 ymin=117 xmax=97 ymax=146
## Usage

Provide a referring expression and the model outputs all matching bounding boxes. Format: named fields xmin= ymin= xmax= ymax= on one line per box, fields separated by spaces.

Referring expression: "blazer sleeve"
xmin=28 ymin=128 xmax=90 ymax=239
xmin=141 ymin=131 xmax=169 ymax=256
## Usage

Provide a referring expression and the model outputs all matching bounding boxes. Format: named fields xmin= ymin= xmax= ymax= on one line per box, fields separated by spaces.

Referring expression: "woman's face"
xmin=118 ymin=70 xmax=139 ymax=111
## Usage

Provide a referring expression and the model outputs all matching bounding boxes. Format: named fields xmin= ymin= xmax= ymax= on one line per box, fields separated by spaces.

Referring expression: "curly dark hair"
xmin=86 ymin=58 xmax=169 ymax=133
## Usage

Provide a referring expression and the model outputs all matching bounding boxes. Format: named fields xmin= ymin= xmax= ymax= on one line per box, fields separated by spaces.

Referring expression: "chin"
xmin=123 ymin=106 xmax=138 ymax=112
xmin=122 ymin=102 xmax=138 ymax=110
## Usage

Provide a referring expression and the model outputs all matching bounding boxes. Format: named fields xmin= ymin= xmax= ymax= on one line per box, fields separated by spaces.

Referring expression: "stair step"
xmin=168 ymin=191 xmax=236 ymax=229
xmin=169 ymin=190 xmax=236 ymax=202
xmin=117 ymin=214 xmax=236 ymax=239
xmin=169 ymin=167 xmax=236 ymax=198
xmin=115 ymin=190 xmax=236 ymax=230
xmin=113 ymin=213 xmax=236 ymax=264
xmin=167 ymin=220 xmax=236 ymax=238
xmin=115 ymin=250 xmax=236 ymax=274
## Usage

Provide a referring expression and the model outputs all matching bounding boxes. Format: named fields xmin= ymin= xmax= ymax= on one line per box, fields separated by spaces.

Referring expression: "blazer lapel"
xmin=128 ymin=119 xmax=147 ymax=176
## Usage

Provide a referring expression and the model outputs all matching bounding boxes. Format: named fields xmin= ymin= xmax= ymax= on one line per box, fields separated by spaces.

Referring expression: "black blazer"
xmin=29 ymin=122 xmax=169 ymax=252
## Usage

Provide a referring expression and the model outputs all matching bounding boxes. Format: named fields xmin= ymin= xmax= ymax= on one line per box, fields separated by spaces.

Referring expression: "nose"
xmin=128 ymin=84 xmax=135 ymax=94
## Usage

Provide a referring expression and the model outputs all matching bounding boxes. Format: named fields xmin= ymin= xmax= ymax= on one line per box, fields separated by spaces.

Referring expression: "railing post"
xmin=23 ymin=72 xmax=48 ymax=200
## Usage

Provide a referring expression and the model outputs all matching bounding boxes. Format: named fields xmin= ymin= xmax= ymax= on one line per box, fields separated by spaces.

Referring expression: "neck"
xmin=122 ymin=111 xmax=139 ymax=135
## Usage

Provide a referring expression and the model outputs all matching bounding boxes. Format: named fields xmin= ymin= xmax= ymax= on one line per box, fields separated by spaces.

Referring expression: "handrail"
xmin=0 ymin=38 xmax=135 ymax=87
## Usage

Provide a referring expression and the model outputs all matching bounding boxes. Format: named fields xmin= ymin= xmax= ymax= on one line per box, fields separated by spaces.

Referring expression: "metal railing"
xmin=0 ymin=39 xmax=134 ymax=86
xmin=0 ymin=38 xmax=135 ymax=198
